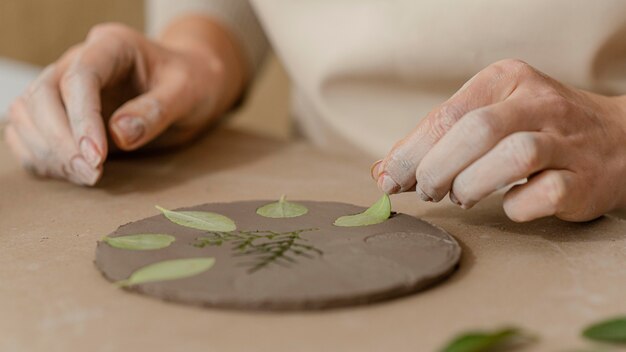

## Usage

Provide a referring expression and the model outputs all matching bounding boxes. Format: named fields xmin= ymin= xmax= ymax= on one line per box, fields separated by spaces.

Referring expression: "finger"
xmin=450 ymin=132 xmax=565 ymax=208
xmin=415 ymin=92 xmax=558 ymax=202
xmin=4 ymin=124 xmax=37 ymax=173
xmin=27 ymin=66 xmax=101 ymax=185
xmin=59 ymin=24 xmax=138 ymax=168
xmin=8 ymin=100 xmax=60 ymax=178
xmin=376 ymin=59 xmax=531 ymax=194
xmin=109 ymin=67 xmax=198 ymax=150
xmin=503 ymin=169 xmax=588 ymax=222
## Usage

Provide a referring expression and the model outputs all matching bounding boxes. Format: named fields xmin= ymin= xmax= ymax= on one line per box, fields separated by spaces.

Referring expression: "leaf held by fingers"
xmin=334 ymin=194 xmax=391 ymax=227
xmin=156 ymin=205 xmax=236 ymax=232
xmin=583 ymin=316 xmax=626 ymax=343
xmin=256 ymin=195 xmax=308 ymax=218
xmin=103 ymin=233 xmax=175 ymax=250
xmin=116 ymin=257 xmax=215 ymax=287
xmin=440 ymin=327 xmax=531 ymax=352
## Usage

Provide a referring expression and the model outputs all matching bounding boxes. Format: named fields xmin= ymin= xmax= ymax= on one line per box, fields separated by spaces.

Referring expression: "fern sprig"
xmin=193 ymin=228 xmax=322 ymax=273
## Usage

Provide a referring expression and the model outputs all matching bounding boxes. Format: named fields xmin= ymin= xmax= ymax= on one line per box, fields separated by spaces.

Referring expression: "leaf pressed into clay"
xmin=333 ymin=194 xmax=391 ymax=227
xmin=583 ymin=317 xmax=626 ymax=343
xmin=155 ymin=205 xmax=236 ymax=232
xmin=440 ymin=328 xmax=529 ymax=352
xmin=256 ymin=195 xmax=308 ymax=218
xmin=103 ymin=234 xmax=175 ymax=250
xmin=116 ymin=257 xmax=215 ymax=287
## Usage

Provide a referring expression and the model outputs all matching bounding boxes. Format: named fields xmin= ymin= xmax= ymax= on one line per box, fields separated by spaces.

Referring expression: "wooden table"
xmin=2 ymin=127 xmax=626 ymax=351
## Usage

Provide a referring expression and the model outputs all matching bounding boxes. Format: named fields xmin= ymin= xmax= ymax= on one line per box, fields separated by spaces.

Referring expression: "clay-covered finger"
xmin=59 ymin=24 xmax=140 ymax=168
xmin=27 ymin=67 xmax=101 ymax=185
xmin=376 ymin=59 xmax=531 ymax=194
xmin=450 ymin=132 xmax=563 ymax=208
xmin=415 ymin=96 xmax=546 ymax=202
xmin=502 ymin=169 xmax=586 ymax=222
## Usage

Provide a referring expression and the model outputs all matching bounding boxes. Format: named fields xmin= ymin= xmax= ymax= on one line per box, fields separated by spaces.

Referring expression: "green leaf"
xmin=116 ymin=257 xmax=215 ymax=287
xmin=583 ymin=316 xmax=626 ymax=343
xmin=103 ymin=234 xmax=175 ymax=250
xmin=256 ymin=195 xmax=308 ymax=218
xmin=440 ymin=328 xmax=526 ymax=352
xmin=333 ymin=194 xmax=391 ymax=227
xmin=156 ymin=205 xmax=236 ymax=232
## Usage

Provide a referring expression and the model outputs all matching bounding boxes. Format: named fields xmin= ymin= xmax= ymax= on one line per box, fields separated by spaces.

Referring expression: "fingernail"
xmin=80 ymin=137 xmax=102 ymax=167
xmin=71 ymin=156 xmax=99 ymax=185
xmin=370 ymin=159 xmax=383 ymax=180
xmin=113 ymin=116 xmax=144 ymax=145
xmin=450 ymin=192 xmax=461 ymax=206
xmin=379 ymin=175 xmax=401 ymax=194
xmin=416 ymin=186 xmax=433 ymax=202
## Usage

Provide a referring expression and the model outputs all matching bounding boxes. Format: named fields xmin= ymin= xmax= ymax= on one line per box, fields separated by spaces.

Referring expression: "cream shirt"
xmin=148 ymin=0 xmax=626 ymax=157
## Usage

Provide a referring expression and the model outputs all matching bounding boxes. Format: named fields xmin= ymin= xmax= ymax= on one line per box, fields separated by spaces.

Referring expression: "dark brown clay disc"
xmin=94 ymin=201 xmax=461 ymax=310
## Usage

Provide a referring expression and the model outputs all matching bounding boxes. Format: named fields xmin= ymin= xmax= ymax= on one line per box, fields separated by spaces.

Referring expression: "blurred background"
xmin=0 ymin=0 xmax=290 ymax=139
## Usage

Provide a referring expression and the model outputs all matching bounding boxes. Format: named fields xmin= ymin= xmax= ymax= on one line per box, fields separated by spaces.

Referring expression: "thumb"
xmin=109 ymin=78 xmax=195 ymax=151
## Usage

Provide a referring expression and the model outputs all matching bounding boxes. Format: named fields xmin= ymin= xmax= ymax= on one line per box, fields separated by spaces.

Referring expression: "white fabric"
xmin=146 ymin=0 xmax=268 ymax=74
xmin=151 ymin=0 xmax=626 ymax=157
xmin=0 ymin=58 xmax=40 ymax=120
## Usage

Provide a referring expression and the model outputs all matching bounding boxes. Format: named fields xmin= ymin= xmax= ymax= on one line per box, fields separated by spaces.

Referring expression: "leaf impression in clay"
xmin=155 ymin=205 xmax=236 ymax=232
xmin=116 ymin=257 xmax=216 ymax=287
xmin=440 ymin=327 xmax=532 ymax=352
xmin=333 ymin=194 xmax=391 ymax=227
xmin=256 ymin=195 xmax=308 ymax=218
xmin=194 ymin=228 xmax=322 ymax=273
xmin=583 ymin=316 xmax=626 ymax=343
xmin=103 ymin=234 xmax=176 ymax=250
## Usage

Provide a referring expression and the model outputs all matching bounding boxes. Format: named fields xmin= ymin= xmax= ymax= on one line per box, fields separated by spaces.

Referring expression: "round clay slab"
xmin=95 ymin=201 xmax=461 ymax=310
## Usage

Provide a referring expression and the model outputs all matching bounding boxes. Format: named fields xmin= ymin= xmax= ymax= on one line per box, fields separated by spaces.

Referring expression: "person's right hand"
xmin=4 ymin=21 xmax=242 ymax=185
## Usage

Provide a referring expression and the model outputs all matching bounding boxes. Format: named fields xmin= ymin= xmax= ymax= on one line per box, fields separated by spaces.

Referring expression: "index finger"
xmin=375 ymin=59 xmax=529 ymax=194
xmin=58 ymin=24 xmax=139 ymax=168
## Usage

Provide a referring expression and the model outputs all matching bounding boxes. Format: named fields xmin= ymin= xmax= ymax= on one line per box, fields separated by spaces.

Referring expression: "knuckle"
xmin=7 ymin=98 xmax=25 ymax=117
xmin=59 ymin=68 xmax=92 ymax=93
xmin=24 ymin=65 xmax=54 ymax=99
xmin=464 ymin=109 xmax=499 ymax=141
xmin=451 ymin=177 xmax=474 ymax=205
xmin=87 ymin=22 xmax=132 ymax=41
xmin=502 ymin=133 xmax=541 ymax=173
xmin=59 ymin=70 xmax=80 ymax=90
xmin=173 ymin=65 xmax=195 ymax=91
xmin=416 ymin=168 xmax=442 ymax=197
xmin=7 ymin=99 xmax=28 ymax=125
xmin=540 ymin=91 xmax=571 ymax=116
xmin=489 ymin=58 xmax=534 ymax=78
xmin=427 ymin=104 xmax=464 ymax=140
xmin=543 ymin=173 xmax=568 ymax=211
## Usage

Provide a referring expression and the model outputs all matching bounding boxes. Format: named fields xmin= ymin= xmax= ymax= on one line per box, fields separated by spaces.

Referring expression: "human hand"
xmin=372 ymin=59 xmax=626 ymax=222
xmin=4 ymin=21 xmax=236 ymax=185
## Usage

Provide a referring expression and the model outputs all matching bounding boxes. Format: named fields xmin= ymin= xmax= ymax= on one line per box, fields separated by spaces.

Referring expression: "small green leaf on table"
xmin=116 ymin=257 xmax=215 ymax=287
xmin=103 ymin=234 xmax=175 ymax=250
xmin=334 ymin=194 xmax=391 ymax=227
xmin=583 ymin=316 xmax=626 ymax=343
xmin=156 ymin=205 xmax=236 ymax=232
xmin=440 ymin=327 xmax=531 ymax=352
xmin=256 ymin=195 xmax=308 ymax=218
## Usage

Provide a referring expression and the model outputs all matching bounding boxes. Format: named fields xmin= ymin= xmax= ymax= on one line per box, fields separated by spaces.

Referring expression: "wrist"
xmin=158 ymin=15 xmax=247 ymax=118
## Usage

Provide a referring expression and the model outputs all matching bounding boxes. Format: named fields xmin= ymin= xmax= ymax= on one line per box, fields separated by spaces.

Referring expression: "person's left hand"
xmin=371 ymin=59 xmax=626 ymax=222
